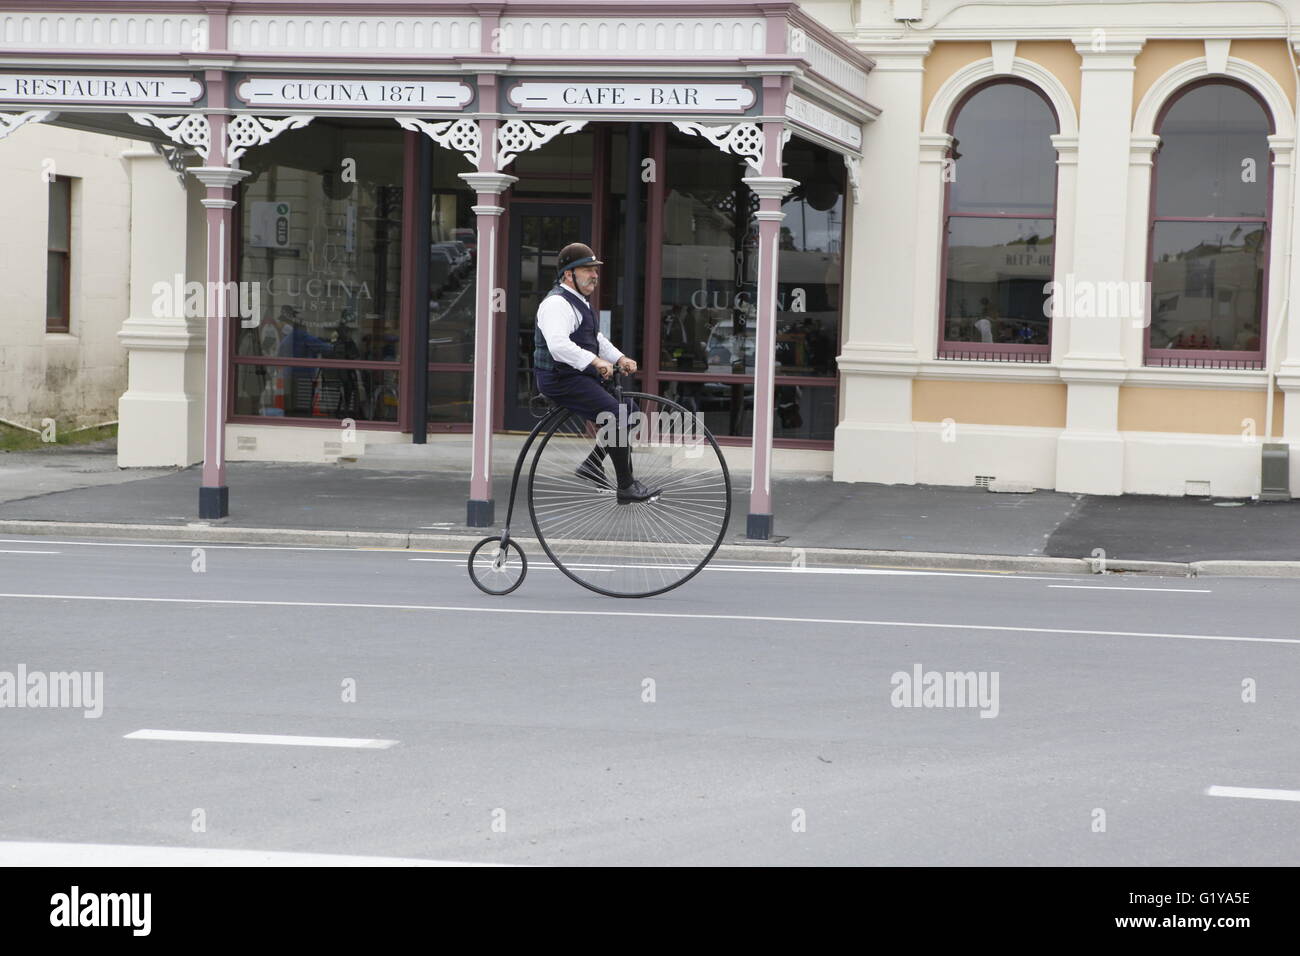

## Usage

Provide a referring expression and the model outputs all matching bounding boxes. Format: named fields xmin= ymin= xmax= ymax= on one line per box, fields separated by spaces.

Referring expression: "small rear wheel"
xmin=467 ymin=536 xmax=527 ymax=596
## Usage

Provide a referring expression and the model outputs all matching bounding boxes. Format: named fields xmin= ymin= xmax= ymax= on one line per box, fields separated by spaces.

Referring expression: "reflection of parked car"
xmin=433 ymin=241 xmax=470 ymax=278
xmin=705 ymin=321 xmax=756 ymax=369
xmin=452 ymin=227 xmax=476 ymax=255
xmin=430 ymin=245 xmax=458 ymax=291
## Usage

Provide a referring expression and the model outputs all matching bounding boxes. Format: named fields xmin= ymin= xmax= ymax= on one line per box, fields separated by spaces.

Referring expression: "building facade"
xmin=1 ymin=0 xmax=1297 ymax=532
xmin=0 ymin=123 xmax=142 ymax=432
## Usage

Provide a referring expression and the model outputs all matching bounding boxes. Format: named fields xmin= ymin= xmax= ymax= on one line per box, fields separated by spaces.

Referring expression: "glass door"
xmin=503 ymin=202 xmax=593 ymax=430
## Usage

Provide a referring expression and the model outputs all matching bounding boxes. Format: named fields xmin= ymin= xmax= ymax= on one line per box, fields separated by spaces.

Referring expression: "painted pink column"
xmin=188 ymin=91 xmax=248 ymax=518
xmin=742 ymin=102 xmax=797 ymax=538
xmin=741 ymin=173 xmax=797 ymax=538
xmin=189 ymin=155 xmax=249 ymax=519
xmin=459 ymin=71 xmax=515 ymax=527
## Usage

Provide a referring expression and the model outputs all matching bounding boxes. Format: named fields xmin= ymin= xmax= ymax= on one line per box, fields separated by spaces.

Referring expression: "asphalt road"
xmin=1 ymin=534 xmax=1297 ymax=866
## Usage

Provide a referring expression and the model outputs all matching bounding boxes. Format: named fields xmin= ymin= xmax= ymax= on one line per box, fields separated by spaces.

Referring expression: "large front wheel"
xmin=527 ymin=391 xmax=731 ymax=598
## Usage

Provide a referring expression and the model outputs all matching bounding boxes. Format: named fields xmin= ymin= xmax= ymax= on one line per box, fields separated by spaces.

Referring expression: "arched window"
xmin=1147 ymin=80 xmax=1273 ymax=367
xmin=939 ymin=80 xmax=1059 ymax=361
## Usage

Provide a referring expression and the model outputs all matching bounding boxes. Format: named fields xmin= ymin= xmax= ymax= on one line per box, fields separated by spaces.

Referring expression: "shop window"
xmin=939 ymin=80 xmax=1058 ymax=360
xmin=511 ymin=130 xmax=594 ymax=198
xmin=1146 ymin=81 xmax=1272 ymax=368
xmin=656 ymin=129 xmax=842 ymax=444
xmin=234 ymin=121 xmax=404 ymax=422
xmin=46 ymin=176 xmax=72 ymax=334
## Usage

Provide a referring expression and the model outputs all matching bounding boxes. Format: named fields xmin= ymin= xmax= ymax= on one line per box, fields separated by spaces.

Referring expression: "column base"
xmin=199 ymin=485 xmax=229 ymax=519
xmin=1055 ymin=432 xmax=1124 ymax=495
xmin=746 ymin=513 xmax=774 ymax=540
xmin=467 ymin=498 xmax=495 ymax=528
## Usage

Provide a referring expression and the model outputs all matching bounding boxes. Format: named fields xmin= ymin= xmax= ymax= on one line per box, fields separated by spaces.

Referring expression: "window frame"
xmin=937 ymin=78 xmax=1060 ymax=363
xmin=1143 ymin=77 xmax=1275 ymax=370
xmin=227 ymin=120 xmax=410 ymax=430
xmin=46 ymin=175 xmax=72 ymax=334
xmin=649 ymin=127 xmax=845 ymax=448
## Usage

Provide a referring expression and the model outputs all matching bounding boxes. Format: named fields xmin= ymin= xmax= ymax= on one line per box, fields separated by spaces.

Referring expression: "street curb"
xmin=4 ymin=518 xmax=1300 ymax=576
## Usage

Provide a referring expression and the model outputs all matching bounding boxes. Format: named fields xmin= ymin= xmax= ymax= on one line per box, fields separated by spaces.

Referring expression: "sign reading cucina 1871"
xmin=0 ymin=73 xmax=203 ymax=105
xmin=235 ymin=77 xmax=473 ymax=110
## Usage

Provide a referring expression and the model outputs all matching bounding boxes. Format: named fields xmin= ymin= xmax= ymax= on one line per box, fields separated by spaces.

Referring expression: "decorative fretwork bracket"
xmin=0 ymin=110 xmax=53 ymax=142
xmin=673 ymin=121 xmax=765 ymax=174
xmin=151 ymin=142 xmax=191 ymax=187
xmin=844 ymin=154 xmax=862 ymax=205
xmin=129 ymin=112 xmax=212 ymax=163
xmin=396 ymin=116 xmax=481 ymax=168
xmin=226 ymin=114 xmax=315 ymax=164
xmin=495 ymin=119 xmax=587 ymax=170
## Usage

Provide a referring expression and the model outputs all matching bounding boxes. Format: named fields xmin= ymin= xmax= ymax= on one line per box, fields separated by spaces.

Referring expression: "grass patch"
xmin=0 ymin=422 xmax=118 ymax=453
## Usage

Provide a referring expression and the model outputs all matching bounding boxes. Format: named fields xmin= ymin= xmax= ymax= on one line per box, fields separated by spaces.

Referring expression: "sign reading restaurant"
xmin=235 ymin=77 xmax=472 ymax=110
xmin=507 ymin=81 xmax=755 ymax=112
xmin=785 ymin=93 xmax=862 ymax=151
xmin=0 ymin=73 xmax=202 ymax=105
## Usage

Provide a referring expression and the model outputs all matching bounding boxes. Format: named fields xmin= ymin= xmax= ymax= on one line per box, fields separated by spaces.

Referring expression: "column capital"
xmin=919 ymin=132 xmax=954 ymax=159
xmin=1057 ymin=362 xmax=1129 ymax=386
xmin=459 ymin=171 xmax=518 ymax=196
xmin=1129 ymin=134 xmax=1161 ymax=166
xmin=1072 ymin=37 xmax=1145 ymax=65
xmin=852 ymin=39 xmax=933 ymax=70
xmin=188 ymin=165 xmax=250 ymax=190
xmin=742 ymin=175 xmax=798 ymax=201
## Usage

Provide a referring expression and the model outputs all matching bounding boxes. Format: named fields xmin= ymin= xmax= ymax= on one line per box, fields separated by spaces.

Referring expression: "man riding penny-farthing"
xmin=468 ymin=242 xmax=732 ymax=599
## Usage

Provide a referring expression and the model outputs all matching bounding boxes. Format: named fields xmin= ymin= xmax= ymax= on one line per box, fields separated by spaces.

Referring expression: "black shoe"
xmin=616 ymin=479 xmax=661 ymax=504
xmin=574 ymin=453 xmax=612 ymax=489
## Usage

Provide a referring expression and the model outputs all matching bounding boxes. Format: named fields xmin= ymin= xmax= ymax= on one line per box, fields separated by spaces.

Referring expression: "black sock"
xmin=606 ymin=444 xmax=634 ymax=489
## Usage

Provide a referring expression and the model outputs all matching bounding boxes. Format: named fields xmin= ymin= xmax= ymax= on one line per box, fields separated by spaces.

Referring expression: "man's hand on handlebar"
xmin=591 ymin=357 xmax=615 ymax=380
xmin=616 ymin=357 xmax=638 ymax=375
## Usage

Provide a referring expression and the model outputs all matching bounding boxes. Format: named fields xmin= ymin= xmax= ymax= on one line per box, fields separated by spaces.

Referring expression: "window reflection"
xmin=1148 ymin=81 xmax=1271 ymax=362
xmin=941 ymin=81 xmax=1058 ymax=354
xmin=1149 ymin=221 xmax=1265 ymax=352
xmin=238 ymin=122 xmax=404 ymax=366
xmin=944 ymin=218 xmax=1054 ymax=345
xmin=658 ymin=130 xmax=844 ymax=437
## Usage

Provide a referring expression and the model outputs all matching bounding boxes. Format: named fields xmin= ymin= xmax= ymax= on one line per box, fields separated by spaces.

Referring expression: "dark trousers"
xmin=534 ymin=366 xmax=639 ymax=486
xmin=533 ymin=366 xmax=638 ymax=429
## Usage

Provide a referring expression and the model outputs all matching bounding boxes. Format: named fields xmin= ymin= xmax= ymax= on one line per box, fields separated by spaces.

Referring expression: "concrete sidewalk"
xmin=2 ymin=438 xmax=1299 ymax=572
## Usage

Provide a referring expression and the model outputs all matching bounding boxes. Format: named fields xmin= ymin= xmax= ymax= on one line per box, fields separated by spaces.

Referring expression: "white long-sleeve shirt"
xmin=536 ymin=285 xmax=624 ymax=371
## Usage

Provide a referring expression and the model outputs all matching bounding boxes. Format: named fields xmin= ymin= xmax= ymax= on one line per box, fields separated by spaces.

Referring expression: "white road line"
xmin=0 ymin=538 xmax=446 ymax=553
xmin=1205 ymin=785 xmax=1300 ymax=803
xmin=0 ymin=841 xmax=499 ymax=867
xmin=2 ymin=591 xmax=1295 ymax=646
xmin=0 ymin=549 xmax=60 ymax=554
xmin=414 ymin=557 xmax=1074 ymax=581
xmin=1049 ymin=585 xmax=1211 ymax=593
xmin=124 ymin=729 xmax=398 ymax=749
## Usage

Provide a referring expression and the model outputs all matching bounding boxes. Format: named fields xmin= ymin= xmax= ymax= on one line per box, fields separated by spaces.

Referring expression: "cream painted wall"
xmin=823 ymin=0 xmax=1300 ymax=496
xmin=0 ymin=123 xmax=144 ymax=429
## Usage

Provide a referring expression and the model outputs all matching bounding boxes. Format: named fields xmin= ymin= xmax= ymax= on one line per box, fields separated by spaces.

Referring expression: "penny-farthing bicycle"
xmin=468 ymin=372 xmax=731 ymax=599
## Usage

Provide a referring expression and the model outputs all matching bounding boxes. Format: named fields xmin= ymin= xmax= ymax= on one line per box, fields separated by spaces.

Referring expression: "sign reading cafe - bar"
xmin=0 ymin=73 xmax=202 ymax=105
xmin=507 ymin=81 xmax=755 ymax=112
